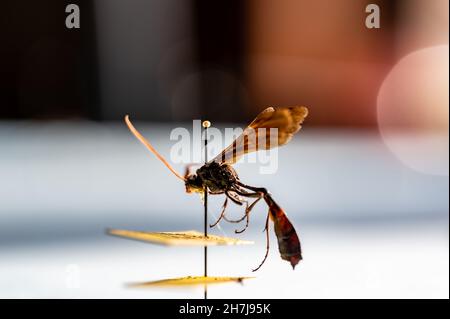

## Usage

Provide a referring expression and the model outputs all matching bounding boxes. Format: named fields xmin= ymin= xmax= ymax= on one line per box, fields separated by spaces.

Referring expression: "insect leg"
xmin=252 ymin=211 xmax=271 ymax=272
xmin=221 ymin=191 xmax=250 ymax=224
xmin=223 ymin=206 xmax=249 ymax=223
xmin=209 ymin=190 xmax=225 ymax=195
xmin=236 ymin=181 xmax=268 ymax=195
xmin=230 ymin=185 xmax=265 ymax=232
xmin=210 ymin=197 xmax=228 ymax=228
xmin=234 ymin=195 xmax=263 ymax=234
xmin=225 ymin=191 xmax=244 ymax=206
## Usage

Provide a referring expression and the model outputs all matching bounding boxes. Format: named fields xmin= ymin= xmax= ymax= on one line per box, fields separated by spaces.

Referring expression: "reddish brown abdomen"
xmin=265 ymin=194 xmax=302 ymax=269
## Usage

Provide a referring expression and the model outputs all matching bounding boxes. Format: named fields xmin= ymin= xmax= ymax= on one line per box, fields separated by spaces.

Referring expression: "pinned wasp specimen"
xmin=125 ymin=106 xmax=308 ymax=271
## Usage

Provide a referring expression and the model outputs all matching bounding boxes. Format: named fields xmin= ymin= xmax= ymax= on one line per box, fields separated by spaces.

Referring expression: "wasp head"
xmin=185 ymin=174 xmax=204 ymax=194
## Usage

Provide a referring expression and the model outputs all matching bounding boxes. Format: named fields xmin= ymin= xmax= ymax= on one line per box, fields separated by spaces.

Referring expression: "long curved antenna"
xmin=125 ymin=115 xmax=186 ymax=181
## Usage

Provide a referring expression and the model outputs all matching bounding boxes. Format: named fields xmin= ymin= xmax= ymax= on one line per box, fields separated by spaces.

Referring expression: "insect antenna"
xmin=125 ymin=115 xmax=186 ymax=181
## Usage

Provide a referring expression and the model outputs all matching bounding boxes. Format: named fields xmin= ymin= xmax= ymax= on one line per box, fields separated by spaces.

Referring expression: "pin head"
xmin=202 ymin=120 xmax=211 ymax=128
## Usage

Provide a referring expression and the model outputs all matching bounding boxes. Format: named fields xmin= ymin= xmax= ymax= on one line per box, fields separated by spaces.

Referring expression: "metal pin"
xmin=202 ymin=120 xmax=210 ymax=299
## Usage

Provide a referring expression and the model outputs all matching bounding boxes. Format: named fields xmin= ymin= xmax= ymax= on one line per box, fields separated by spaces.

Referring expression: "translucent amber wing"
xmin=211 ymin=106 xmax=308 ymax=164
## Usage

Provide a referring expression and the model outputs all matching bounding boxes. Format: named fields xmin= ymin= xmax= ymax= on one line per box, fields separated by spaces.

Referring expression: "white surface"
xmin=0 ymin=122 xmax=448 ymax=298
xmin=0 ymin=225 xmax=448 ymax=299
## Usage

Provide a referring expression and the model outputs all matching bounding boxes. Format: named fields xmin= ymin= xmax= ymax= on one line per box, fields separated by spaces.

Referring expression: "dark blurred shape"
xmin=193 ymin=0 xmax=247 ymax=123
xmin=244 ymin=0 xmax=397 ymax=127
xmin=94 ymin=0 xmax=246 ymax=122
xmin=1 ymin=0 xmax=446 ymax=127
xmin=0 ymin=0 xmax=99 ymax=119
xmin=0 ymin=0 xmax=248 ymax=122
xmin=94 ymin=0 xmax=196 ymax=121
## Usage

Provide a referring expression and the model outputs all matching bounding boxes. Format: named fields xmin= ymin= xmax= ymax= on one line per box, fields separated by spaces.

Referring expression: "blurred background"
xmin=0 ymin=0 xmax=448 ymax=298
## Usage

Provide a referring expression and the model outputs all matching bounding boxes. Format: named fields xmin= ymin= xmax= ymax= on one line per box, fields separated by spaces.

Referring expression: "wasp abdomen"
xmin=264 ymin=193 xmax=302 ymax=269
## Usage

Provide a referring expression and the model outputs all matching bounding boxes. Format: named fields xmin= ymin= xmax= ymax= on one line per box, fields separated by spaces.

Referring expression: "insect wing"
xmin=211 ymin=106 xmax=308 ymax=164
